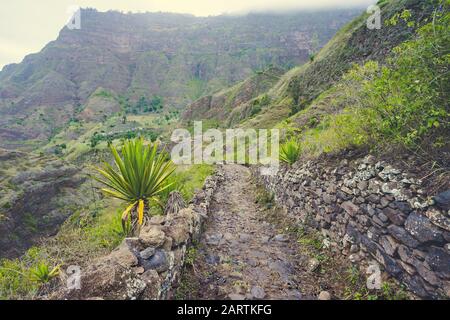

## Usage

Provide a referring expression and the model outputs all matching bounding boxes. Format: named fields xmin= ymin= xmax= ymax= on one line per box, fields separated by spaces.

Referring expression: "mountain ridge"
xmin=0 ymin=8 xmax=360 ymax=149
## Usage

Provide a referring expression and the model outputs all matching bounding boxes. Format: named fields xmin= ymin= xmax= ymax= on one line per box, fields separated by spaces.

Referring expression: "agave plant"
xmin=279 ymin=137 xmax=301 ymax=165
xmin=29 ymin=263 xmax=60 ymax=284
xmin=93 ymin=138 xmax=175 ymax=235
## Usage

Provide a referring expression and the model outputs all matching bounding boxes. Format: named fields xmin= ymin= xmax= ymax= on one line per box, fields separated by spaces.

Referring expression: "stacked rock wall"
xmin=53 ymin=170 xmax=223 ymax=300
xmin=253 ymin=155 xmax=449 ymax=299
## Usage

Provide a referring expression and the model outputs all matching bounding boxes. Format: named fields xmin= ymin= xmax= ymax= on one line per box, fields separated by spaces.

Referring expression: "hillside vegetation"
xmin=182 ymin=66 xmax=284 ymax=127
xmin=277 ymin=1 xmax=449 ymax=181
xmin=0 ymin=0 xmax=448 ymax=300
xmin=186 ymin=0 xmax=448 ymax=176
xmin=0 ymin=9 xmax=359 ymax=149
xmin=291 ymin=10 xmax=449 ymax=158
xmin=0 ymin=162 xmax=213 ymax=299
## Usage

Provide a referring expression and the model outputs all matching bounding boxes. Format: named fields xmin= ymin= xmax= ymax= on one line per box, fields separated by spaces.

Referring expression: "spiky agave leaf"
xmin=48 ymin=265 xmax=61 ymax=278
xmin=138 ymin=199 xmax=144 ymax=225
xmin=121 ymin=201 xmax=137 ymax=231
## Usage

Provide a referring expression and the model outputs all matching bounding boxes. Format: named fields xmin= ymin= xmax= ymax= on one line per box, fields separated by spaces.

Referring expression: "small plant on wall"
xmin=279 ymin=137 xmax=301 ymax=165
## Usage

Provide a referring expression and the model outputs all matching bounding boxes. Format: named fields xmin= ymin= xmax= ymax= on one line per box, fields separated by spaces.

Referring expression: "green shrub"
xmin=301 ymin=108 xmax=369 ymax=156
xmin=359 ymin=9 xmax=449 ymax=147
xmin=255 ymin=189 xmax=275 ymax=209
xmin=90 ymin=129 xmax=158 ymax=148
xmin=29 ymin=263 xmax=60 ymax=284
xmin=0 ymin=247 xmax=49 ymax=299
xmin=298 ymin=8 xmax=449 ymax=157
xmin=159 ymin=164 xmax=214 ymax=204
xmin=126 ymin=95 xmax=164 ymax=114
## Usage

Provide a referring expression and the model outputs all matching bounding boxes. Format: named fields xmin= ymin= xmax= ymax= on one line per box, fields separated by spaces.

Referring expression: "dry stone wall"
xmin=253 ymin=155 xmax=450 ymax=299
xmin=52 ymin=170 xmax=223 ymax=300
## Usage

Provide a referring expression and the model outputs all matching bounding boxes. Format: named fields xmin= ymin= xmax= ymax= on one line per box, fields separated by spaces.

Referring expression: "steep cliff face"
xmin=0 ymin=9 xmax=359 ymax=148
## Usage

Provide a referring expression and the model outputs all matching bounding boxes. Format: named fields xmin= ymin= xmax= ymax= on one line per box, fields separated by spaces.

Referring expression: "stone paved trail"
xmin=184 ymin=164 xmax=319 ymax=300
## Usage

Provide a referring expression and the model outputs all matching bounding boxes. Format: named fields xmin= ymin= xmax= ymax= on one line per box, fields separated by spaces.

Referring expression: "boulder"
xmin=425 ymin=246 xmax=450 ymax=278
xmin=318 ymin=291 xmax=331 ymax=300
xmin=139 ymin=226 xmax=166 ymax=247
xmin=307 ymin=258 xmax=320 ymax=272
xmin=434 ymin=190 xmax=450 ymax=211
xmin=425 ymin=208 xmax=450 ymax=232
xmin=379 ymin=235 xmax=398 ymax=256
xmin=387 ymin=225 xmax=419 ymax=248
xmin=139 ymin=247 xmax=156 ymax=260
xmin=141 ymin=249 xmax=170 ymax=273
xmin=405 ymin=212 xmax=445 ymax=244
xmin=164 ymin=221 xmax=190 ymax=247
xmin=273 ymin=234 xmax=289 ymax=242
xmin=109 ymin=241 xmax=138 ymax=267
xmin=382 ymin=207 xmax=406 ymax=226
xmin=250 ymin=286 xmax=266 ymax=299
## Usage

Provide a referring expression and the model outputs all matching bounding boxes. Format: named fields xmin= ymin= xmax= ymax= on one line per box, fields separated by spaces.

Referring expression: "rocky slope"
xmin=0 ymin=8 xmax=360 ymax=148
xmin=182 ymin=66 xmax=284 ymax=127
xmin=0 ymin=149 xmax=89 ymax=258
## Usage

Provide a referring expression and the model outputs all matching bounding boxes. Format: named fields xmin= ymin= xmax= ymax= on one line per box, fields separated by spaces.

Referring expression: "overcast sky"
xmin=0 ymin=0 xmax=374 ymax=70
